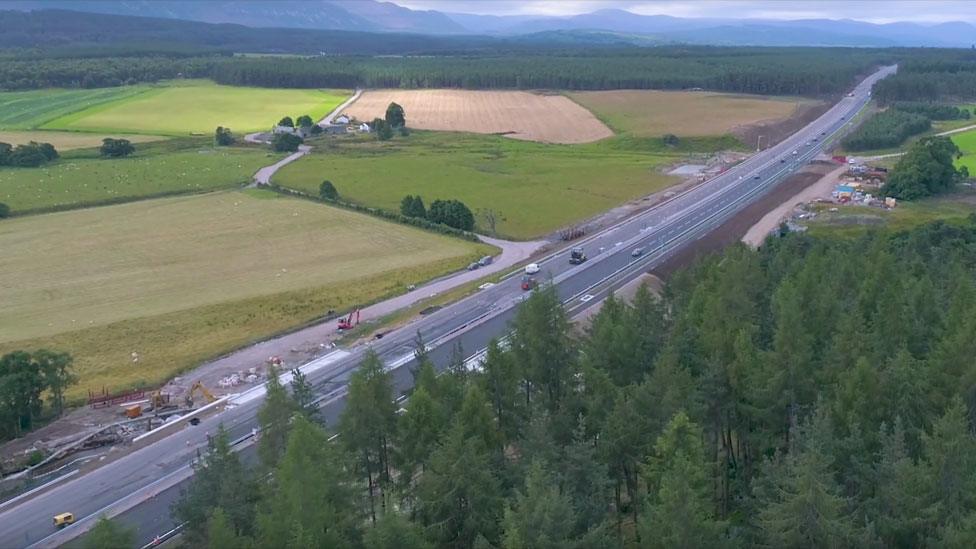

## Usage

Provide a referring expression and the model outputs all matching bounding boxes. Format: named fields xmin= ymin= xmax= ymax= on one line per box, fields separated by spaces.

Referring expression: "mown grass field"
xmin=0 ymin=87 xmax=149 ymax=130
xmin=0 ymin=130 xmax=165 ymax=150
xmin=806 ymin=189 xmax=976 ymax=238
xmin=0 ymin=190 xmax=492 ymax=401
xmin=0 ymin=139 xmax=279 ymax=213
xmin=46 ymin=80 xmax=350 ymax=136
xmin=951 ymin=127 xmax=976 ymax=173
xmin=568 ymin=90 xmax=809 ymax=137
xmin=277 ymin=131 xmax=677 ymax=239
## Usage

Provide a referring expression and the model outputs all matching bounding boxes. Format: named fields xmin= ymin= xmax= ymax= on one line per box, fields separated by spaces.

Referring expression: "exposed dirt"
xmin=734 ymin=101 xmax=831 ymax=150
xmin=742 ymin=164 xmax=847 ymax=247
xmin=341 ymin=89 xmax=613 ymax=144
xmin=652 ymin=161 xmax=837 ymax=279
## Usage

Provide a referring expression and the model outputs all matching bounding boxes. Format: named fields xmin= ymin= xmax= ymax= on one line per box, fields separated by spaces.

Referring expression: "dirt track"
xmin=341 ymin=89 xmax=613 ymax=144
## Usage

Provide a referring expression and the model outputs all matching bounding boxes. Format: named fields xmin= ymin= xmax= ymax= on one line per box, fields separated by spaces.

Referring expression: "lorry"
xmin=569 ymin=247 xmax=587 ymax=265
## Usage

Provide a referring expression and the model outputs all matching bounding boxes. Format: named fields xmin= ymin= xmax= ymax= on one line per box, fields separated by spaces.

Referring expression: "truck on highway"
xmin=569 ymin=247 xmax=587 ymax=265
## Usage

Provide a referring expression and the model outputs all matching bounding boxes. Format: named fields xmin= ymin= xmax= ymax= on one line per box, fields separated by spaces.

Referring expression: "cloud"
xmin=392 ymin=0 xmax=976 ymax=22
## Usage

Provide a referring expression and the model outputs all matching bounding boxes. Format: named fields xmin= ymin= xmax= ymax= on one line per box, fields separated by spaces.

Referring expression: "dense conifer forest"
xmin=170 ymin=218 xmax=976 ymax=548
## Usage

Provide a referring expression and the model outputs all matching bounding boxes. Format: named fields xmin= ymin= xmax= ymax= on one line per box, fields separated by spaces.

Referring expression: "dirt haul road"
xmin=341 ymin=89 xmax=613 ymax=144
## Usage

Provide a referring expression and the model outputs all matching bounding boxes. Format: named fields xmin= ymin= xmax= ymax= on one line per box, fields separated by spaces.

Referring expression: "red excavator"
xmin=338 ymin=309 xmax=360 ymax=330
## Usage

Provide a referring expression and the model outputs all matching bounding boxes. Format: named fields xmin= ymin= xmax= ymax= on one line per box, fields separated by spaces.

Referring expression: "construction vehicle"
xmin=521 ymin=275 xmax=538 ymax=291
xmin=53 ymin=513 xmax=75 ymax=528
xmin=569 ymin=247 xmax=587 ymax=265
xmin=338 ymin=309 xmax=360 ymax=330
xmin=185 ymin=380 xmax=217 ymax=408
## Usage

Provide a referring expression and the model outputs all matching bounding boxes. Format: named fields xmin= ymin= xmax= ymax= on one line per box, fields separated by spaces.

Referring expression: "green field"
xmin=0 ymin=190 xmax=491 ymax=401
xmin=951 ymin=127 xmax=976 ymax=172
xmin=46 ymin=80 xmax=350 ymax=135
xmin=0 ymin=130 xmax=165 ymax=150
xmin=276 ymin=131 xmax=677 ymax=239
xmin=0 ymin=87 xmax=149 ymax=130
xmin=0 ymin=139 xmax=280 ymax=213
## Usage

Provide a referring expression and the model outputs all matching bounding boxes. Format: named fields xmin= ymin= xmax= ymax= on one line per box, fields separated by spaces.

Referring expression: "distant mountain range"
xmin=5 ymin=1 xmax=976 ymax=48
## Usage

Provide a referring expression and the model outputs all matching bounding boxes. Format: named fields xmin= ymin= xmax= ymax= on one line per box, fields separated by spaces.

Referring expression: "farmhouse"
xmin=273 ymin=125 xmax=313 ymax=138
xmin=334 ymin=114 xmax=351 ymax=124
xmin=323 ymin=124 xmax=348 ymax=135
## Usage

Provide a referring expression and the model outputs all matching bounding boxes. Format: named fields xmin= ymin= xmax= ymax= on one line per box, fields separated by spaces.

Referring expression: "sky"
xmin=390 ymin=1 xmax=976 ymax=24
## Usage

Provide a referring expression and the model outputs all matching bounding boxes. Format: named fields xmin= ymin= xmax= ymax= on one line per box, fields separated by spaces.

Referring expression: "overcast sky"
xmin=391 ymin=1 xmax=976 ymax=24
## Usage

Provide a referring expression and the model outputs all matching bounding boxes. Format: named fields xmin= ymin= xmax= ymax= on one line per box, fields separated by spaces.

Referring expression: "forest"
xmin=209 ymin=49 xmax=886 ymax=95
xmin=872 ymin=50 xmax=976 ymax=103
xmin=161 ymin=217 xmax=976 ymax=548
xmin=841 ymin=108 xmax=931 ymax=151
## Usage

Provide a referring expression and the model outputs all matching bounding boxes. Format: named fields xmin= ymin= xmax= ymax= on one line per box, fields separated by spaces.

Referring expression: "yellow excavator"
xmin=184 ymin=380 xmax=217 ymax=408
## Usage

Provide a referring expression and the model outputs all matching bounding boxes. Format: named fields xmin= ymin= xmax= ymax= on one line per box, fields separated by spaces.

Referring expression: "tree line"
xmin=0 ymin=350 xmax=76 ymax=443
xmin=872 ymin=51 xmax=976 ymax=104
xmin=0 ymin=141 xmax=58 ymax=167
xmin=160 ymin=215 xmax=976 ymax=548
xmin=209 ymin=49 xmax=885 ymax=96
xmin=841 ymin=108 xmax=931 ymax=151
xmin=884 ymin=136 xmax=969 ymax=200
xmin=401 ymin=195 xmax=475 ymax=232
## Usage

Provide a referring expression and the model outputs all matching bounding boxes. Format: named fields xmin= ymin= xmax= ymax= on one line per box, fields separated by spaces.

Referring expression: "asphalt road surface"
xmin=0 ymin=65 xmax=894 ymax=549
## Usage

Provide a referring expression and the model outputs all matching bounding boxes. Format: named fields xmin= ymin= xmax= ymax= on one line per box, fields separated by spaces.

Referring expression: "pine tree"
xmin=415 ymin=422 xmax=504 ymax=548
xmin=173 ymin=425 xmax=257 ymax=545
xmin=206 ymin=507 xmax=250 ymax=549
xmin=257 ymin=365 xmax=295 ymax=471
xmin=869 ymin=419 xmax=929 ymax=547
xmin=339 ymin=350 xmax=397 ymax=525
xmin=480 ymin=338 xmax=521 ymax=442
xmin=396 ymin=386 xmax=445 ymax=483
xmin=85 ymin=517 xmax=135 ymax=549
xmin=256 ymin=415 xmax=361 ymax=547
xmin=638 ymin=412 xmax=726 ymax=548
xmin=919 ymin=397 xmax=976 ymax=526
xmin=510 ymin=284 xmax=577 ymax=412
xmin=754 ymin=410 xmax=857 ymax=548
xmin=502 ymin=460 xmax=606 ymax=549
xmin=559 ymin=417 xmax=612 ymax=535
xmin=289 ymin=368 xmax=317 ymax=421
xmin=365 ymin=511 xmax=431 ymax=549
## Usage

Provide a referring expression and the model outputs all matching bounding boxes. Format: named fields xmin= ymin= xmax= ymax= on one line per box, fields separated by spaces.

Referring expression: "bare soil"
xmin=652 ymin=161 xmax=837 ymax=279
xmin=342 ymin=89 xmax=613 ymax=144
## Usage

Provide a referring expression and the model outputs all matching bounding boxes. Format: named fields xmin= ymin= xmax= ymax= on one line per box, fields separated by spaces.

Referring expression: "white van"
xmin=524 ymin=263 xmax=540 ymax=275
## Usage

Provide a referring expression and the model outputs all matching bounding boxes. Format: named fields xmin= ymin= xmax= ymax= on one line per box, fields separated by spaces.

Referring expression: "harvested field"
xmin=569 ymin=90 xmax=815 ymax=139
xmin=342 ymin=89 xmax=613 ymax=144
xmin=0 ymin=190 xmax=491 ymax=400
xmin=0 ymin=130 xmax=165 ymax=151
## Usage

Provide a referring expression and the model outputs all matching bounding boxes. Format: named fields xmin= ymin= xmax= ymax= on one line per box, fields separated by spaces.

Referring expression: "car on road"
xmin=569 ymin=247 xmax=587 ymax=265
xmin=753 ymin=175 xmax=761 ymax=180
xmin=780 ymin=158 xmax=786 ymax=163
xmin=53 ymin=513 xmax=74 ymax=528
xmin=631 ymin=247 xmax=644 ymax=257
xmin=524 ymin=263 xmax=540 ymax=275
xmin=521 ymin=275 xmax=538 ymax=291
xmin=821 ymin=131 xmax=827 ymax=136
xmin=467 ymin=262 xmax=480 ymax=271
xmin=478 ymin=255 xmax=493 ymax=267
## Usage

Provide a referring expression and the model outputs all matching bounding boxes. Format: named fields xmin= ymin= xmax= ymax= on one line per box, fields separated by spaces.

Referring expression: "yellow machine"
xmin=53 ymin=513 xmax=74 ymax=527
xmin=184 ymin=380 xmax=217 ymax=408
